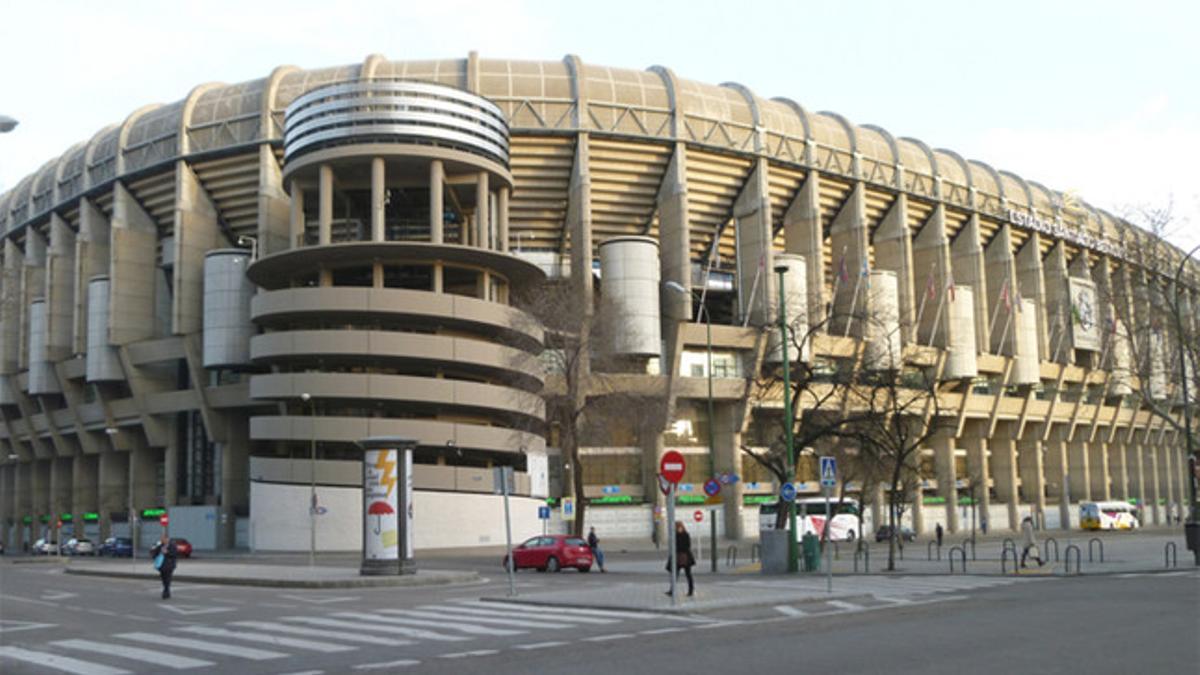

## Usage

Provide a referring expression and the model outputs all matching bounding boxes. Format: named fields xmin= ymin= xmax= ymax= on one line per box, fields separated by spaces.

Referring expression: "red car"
xmin=503 ymin=535 xmax=593 ymax=573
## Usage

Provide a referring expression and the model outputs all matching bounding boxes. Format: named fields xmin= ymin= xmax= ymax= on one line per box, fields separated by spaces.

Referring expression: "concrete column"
xmin=46 ymin=215 xmax=75 ymax=366
xmin=1017 ymin=435 xmax=1047 ymax=526
xmin=1131 ymin=442 xmax=1147 ymax=523
xmin=21 ymin=229 xmax=47 ymax=371
xmin=0 ymin=463 xmax=11 ymax=549
xmin=911 ymin=205 xmax=952 ymax=348
xmin=872 ymin=193 xmax=916 ymax=344
xmin=476 ymin=171 xmax=490 ymax=249
xmin=1042 ymin=242 xmax=1072 ymax=364
xmin=1089 ymin=440 xmax=1110 ymax=500
xmin=933 ymin=435 xmax=960 ymax=531
xmin=1148 ymin=440 xmax=1161 ymax=524
xmin=1111 ymin=441 xmax=1129 ymax=500
xmin=1 ymin=241 xmax=23 ymax=375
xmin=1016 ymin=234 xmax=1050 ymax=359
xmin=72 ymin=454 xmax=98 ymax=532
xmin=32 ymin=459 xmax=50 ymax=534
xmin=870 ymin=483 xmax=884 ymax=533
xmin=98 ymin=449 xmax=126 ymax=540
xmin=1161 ymin=439 xmax=1175 ymax=518
xmin=50 ymin=457 xmax=72 ymax=528
xmin=172 ymin=162 xmax=222 ymax=335
xmin=567 ymin=134 xmax=593 ymax=311
xmin=219 ymin=416 xmax=250 ymax=550
xmin=497 ymin=187 xmax=510 ymax=252
xmin=985 ymin=225 xmax=1020 ymax=355
xmin=962 ymin=431 xmax=991 ymax=531
xmin=910 ymin=482 xmax=925 ymax=536
xmin=289 ymin=185 xmax=305 ymax=248
xmin=109 ymin=183 xmax=159 ymax=345
xmin=74 ymin=199 xmax=111 ymax=355
xmin=1068 ymin=438 xmax=1091 ymax=502
xmin=990 ymin=427 xmax=1021 ymax=531
xmin=318 ymin=164 xmax=333 ymax=246
xmin=783 ymin=171 xmax=826 ymax=330
xmin=951 ymin=215 xmax=990 ymax=352
xmin=713 ymin=402 xmax=744 ymax=540
xmin=256 ymin=143 xmax=292 ymax=256
xmin=827 ymin=181 xmax=867 ymax=337
xmin=371 ymin=157 xmax=386 ymax=242
xmin=657 ymin=144 xmax=691 ymax=323
xmin=15 ymin=462 xmax=31 ymax=550
xmin=429 ymin=160 xmax=444 ymax=244
xmin=1044 ymin=434 xmax=1071 ymax=530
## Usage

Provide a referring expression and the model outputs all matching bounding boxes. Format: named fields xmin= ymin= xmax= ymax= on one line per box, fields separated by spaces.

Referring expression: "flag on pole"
xmin=1014 ymin=286 xmax=1024 ymax=313
xmin=924 ymin=265 xmax=937 ymax=300
xmin=946 ymin=267 xmax=956 ymax=302
xmin=999 ymin=277 xmax=1011 ymax=313
xmin=837 ymin=254 xmax=849 ymax=284
xmin=860 ymin=258 xmax=870 ymax=289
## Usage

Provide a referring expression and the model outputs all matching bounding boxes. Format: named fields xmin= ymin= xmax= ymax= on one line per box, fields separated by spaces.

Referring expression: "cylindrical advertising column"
xmin=358 ymin=437 xmax=416 ymax=576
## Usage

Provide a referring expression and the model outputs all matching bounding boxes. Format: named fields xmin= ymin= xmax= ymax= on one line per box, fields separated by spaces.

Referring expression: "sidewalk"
xmin=62 ymin=558 xmax=480 ymax=589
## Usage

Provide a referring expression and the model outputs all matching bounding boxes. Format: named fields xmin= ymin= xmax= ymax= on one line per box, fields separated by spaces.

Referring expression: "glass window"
xmin=383 ymin=265 xmax=433 ymax=291
xmin=443 ymin=266 xmax=481 ymax=298
xmin=331 ymin=266 xmax=374 ymax=287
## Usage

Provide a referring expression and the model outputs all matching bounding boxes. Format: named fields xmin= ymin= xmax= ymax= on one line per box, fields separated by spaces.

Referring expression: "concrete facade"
xmin=0 ymin=53 xmax=1196 ymax=552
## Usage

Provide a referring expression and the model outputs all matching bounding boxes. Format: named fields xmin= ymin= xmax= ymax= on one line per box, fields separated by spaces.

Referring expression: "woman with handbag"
xmin=665 ymin=521 xmax=695 ymax=597
xmin=150 ymin=534 xmax=179 ymax=599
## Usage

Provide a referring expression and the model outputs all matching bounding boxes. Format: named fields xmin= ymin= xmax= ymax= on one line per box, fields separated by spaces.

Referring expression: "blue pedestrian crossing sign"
xmin=780 ymin=482 xmax=797 ymax=501
xmin=537 ymin=506 xmax=551 ymax=520
xmin=820 ymin=457 xmax=837 ymax=488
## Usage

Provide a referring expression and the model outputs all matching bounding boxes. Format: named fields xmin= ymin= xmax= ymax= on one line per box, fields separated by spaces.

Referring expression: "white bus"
xmin=1080 ymin=501 xmax=1140 ymax=531
xmin=758 ymin=497 xmax=862 ymax=541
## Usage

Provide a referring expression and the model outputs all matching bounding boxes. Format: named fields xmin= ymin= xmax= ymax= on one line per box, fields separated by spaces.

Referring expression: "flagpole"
xmin=743 ymin=254 xmax=764 ymax=328
xmin=844 ymin=265 xmax=864 ymax=338
xmin=988 ymin=275 xmax=1009 ymax=343
xmin=1051 ymin=307 xmax=1067 ymax=363
xmin=829 ymin=245 xmax=847 ymax=324
xmin=913 ymin=263 xmax=934 ymax=344
xmin=999 ymin=307 xmax=1014 ymax=355
xmin=929 ymin=263 xmax=950 ymax=348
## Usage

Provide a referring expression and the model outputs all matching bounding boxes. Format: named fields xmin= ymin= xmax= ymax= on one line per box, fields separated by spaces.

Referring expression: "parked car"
xmin=502 ymin=535 xmax=593 ymax=573
xmin=173 ymin=538 xmax=193 ymax=558
xmin=98 ymin=537 xmax=133 ymax=557
xmin=874 ymin=525 xmax=916 ymax=543
xmin=33 ymin=538 xmax=61 ymax=555
xmin=64 ymin=538 xmax=96 ymax=556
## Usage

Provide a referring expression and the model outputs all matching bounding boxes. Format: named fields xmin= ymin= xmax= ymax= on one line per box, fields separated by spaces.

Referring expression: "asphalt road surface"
xmin=1 ymin=557 xmax=1196 ymax=674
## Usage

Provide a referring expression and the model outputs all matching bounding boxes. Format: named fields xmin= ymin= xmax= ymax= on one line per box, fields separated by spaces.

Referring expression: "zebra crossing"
xmin=752 ymin=574 xmax=1045 ymax=619
xmin=0 ymin=601 xmax=694 ymax=674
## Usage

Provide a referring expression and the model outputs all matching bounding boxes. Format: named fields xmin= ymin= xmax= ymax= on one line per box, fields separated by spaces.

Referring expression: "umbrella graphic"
xmin=368 ymin=501 xmax=394 ymax=535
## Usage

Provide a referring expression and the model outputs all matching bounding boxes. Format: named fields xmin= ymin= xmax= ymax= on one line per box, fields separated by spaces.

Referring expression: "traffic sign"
xmin=660 ymin=451 xmax=686 ymax=484
xmin=537 ymin=506 xmax=551 ymax=520
xmin=703 ymin=478 xmax=721 ymax=497
xmin=780 ymin=482 xmax=797 ymax=501
xmin=159 ymin=514 xmax=169 ymax=527
xmin=562 ymin=497 xmax=574 ymax=519
xmin=657 ymin=474 xmax=673 ymax=496
xmin=820 ymin=457 xmax=837 ymax=488
xmin=601 ymin=485 xmax=621 ymax=495
xmin=693 ymin=510 xmax=704 ymax=523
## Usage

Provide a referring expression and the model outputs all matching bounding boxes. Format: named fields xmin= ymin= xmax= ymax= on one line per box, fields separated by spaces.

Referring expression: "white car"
xmin=65 ymin=538 xmax=96 ymax=555
xmin=33 ymin=538 xmax=60 ymax=555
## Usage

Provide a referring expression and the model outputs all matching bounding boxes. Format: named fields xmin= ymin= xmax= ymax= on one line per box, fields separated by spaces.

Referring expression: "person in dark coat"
xmin=587 ymin=527 xmax=606 ymax=572
xmin=665 ymin=520 xmax=695 ymax=597
xmin=935 ymin=523 xmax=944 ymax=547
xmin=151 ymin=534 xmax=179 ymax=599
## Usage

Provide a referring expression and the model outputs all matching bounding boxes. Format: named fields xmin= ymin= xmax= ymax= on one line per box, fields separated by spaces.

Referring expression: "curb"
xmin=63 ymin=566 xmax=481 ymax=589
xmin=479 ymin=591 xmax=876 ymax=615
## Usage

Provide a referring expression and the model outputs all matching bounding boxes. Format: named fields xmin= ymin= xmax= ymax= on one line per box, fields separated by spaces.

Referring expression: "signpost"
xmin=659 ymin=451 xmax=686 ymax=605
xmin=703 ymin=479 xmax=721 ymax=497
xmin=820 ymin=457 xmax=837 ymax=593
xmin=780 ymin=482 xmax=797 ymax=502
xmin=538 ymin=505 xmax=550 ymax=535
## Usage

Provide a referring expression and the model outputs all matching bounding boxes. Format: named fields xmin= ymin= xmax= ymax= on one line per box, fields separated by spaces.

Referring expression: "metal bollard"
xmin=948 ymin=546 xmax=967 ymax=574
xmin=1001 ymin=547 xmax=1019 ymax=575
xmin=1064 ymin=544 xmax=1082 ymax=575
xmin=854 ymin=543 xmax=870 ymax=574
xmin=1043 ymin=537 xmax=1059 ymax=562
xmin=750 ymin=543 xmax=761 ymax=564
xmin=1165 ymin=541 xmax=1177 ymax=569
xmin=726 ymin=545 xmax=738 ymax=568
xmin=963 ymin=538 xmax=976 ymax=561
xmin=1088 ymin=538 xmax=1104 ymax=563
xmin=927 ymin=540 xmax=941 ymax=561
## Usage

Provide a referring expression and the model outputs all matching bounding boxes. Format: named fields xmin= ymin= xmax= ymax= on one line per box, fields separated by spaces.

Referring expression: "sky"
xmin=0 ymin=0 xmax=1196 ymax=250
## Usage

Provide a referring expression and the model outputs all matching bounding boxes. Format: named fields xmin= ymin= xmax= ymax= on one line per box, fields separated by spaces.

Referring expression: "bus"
xmin=1080 ymin=501 xmax=1140 ymax=530
xmin=758 ymin=497 xmax=862 ymax=541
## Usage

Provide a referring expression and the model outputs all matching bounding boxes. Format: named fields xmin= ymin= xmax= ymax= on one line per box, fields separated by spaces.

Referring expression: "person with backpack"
xmin=586 ymin=526 xmax=606 ymax=572
xmin=150 ymin=534 xmax=179 ymax=599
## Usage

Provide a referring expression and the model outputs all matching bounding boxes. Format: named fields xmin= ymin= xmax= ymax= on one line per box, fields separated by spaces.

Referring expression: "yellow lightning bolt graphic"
xmin=375 ymin=453 xmax=397 ymax=499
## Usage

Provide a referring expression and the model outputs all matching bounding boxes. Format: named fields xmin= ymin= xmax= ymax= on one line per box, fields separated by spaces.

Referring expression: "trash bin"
xmin=802 ymin=532 xmax=821 ymax=572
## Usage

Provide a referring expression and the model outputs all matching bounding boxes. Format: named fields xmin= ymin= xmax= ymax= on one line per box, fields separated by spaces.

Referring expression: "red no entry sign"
xmin=159 ymin=514 xmax=169 ymax=527
xmin=660 ymin=450 xmax=686 ymax=484
xmin=693 ymin=510 xmax=704 ymax=523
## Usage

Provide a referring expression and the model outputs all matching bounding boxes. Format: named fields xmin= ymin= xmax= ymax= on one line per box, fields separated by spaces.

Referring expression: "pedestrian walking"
xmin=665 ymin=521 xmax=694 ymax=597
xmin=935 ymin=523 xmax=944 ymax=547
xmin=150 ymin=534 xmax=179 ymax=599
xmin=587 ymin=526 xmax=606 ymax=572
xmin=980 ymin=515 xmax=988 ymax=535
xmin=1020 ymin=516 xmax=1044 ymax=568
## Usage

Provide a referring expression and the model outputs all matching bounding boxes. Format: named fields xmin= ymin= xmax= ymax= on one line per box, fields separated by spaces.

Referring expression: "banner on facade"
xmin=1068 ymin=277 xmax=1101 ymax=351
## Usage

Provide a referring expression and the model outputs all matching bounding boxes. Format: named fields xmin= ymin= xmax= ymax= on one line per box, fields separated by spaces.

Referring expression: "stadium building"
xmin=0 ymin=53 xmax=1195 ymax=552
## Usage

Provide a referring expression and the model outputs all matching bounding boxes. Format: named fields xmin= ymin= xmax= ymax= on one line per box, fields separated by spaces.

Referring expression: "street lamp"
xmin=0 ymin=116 xmax=17 ymax=133
xmin=774 ymin=264 xmax=800 ymax=574
xmin=1173 ymin=244 xmax=1200 ymax=565
xmin=300 ymin=392 xmax=316 ymax=567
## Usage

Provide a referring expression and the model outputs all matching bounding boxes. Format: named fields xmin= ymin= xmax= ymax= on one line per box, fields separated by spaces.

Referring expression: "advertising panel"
xmin=363 ymin=448 xmax=399 ymax=562
xmin=1068 ymin=277 xmax=1101 ymax=351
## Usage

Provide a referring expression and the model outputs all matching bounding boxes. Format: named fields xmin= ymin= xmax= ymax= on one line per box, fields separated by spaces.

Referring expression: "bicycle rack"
xmin=927 ymin=540 xmax=941 ymax=561
xmin=1064 ymin=544 xmax=1082 ymax=575
xmin=1088 ymin=538 xmax=1104 ymax=563
xmin=948 ymin=546 xmax=967 ymax=574
xmin=1165 ymin=541 xmax=1178 ymax=569
xmin=726 ymin=545 xmax=738 ymax=568
xmin=854 ymin=544 xmax=870 ymax=573
xmin=750 ymin=543 xmax=761 ymax=564
xmin=1001 ymin=547 xmax=1020 ymax=575
xmin=1002 ymin=537 xmax=1016 ymax=554
xmin=962 ymin=538 xmax=976 ymax=561
xmin=1043 ymin=537 xmax=1059 ymax=562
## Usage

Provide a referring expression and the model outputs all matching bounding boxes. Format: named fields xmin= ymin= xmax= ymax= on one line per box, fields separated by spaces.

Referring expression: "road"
xmin=1 ymin=552 xmax=1196 ymax=674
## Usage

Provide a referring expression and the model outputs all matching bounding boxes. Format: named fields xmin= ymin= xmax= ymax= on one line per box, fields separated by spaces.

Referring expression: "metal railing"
xmin=1064 ymin=545 xmax=1082 ymax=575
xmin=1088 ymin=538 xmax=1104 ymax=563
xmin=962 ymin=538 xmax=977 ymax=561
xmin=1044 ymin=537 xmax=1060 ymax=562
xmin=948 ymin=545 xmax=967 ymax=574
xmin=1165 ymin=541 xmax=1178 ymax=569
xmin=927 ymin=541 xmax=941 ymax=561
xmin=726 ymin=545 xmax=738 ymax=568
xmin=1001 ymin=547 xmax=1020 ymax=575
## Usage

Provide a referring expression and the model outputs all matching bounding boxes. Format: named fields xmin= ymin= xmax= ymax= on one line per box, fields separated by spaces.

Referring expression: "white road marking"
xmin=773 ymin=605 xmax=808 ymax=617
xmin=116 ymin=632 xmax=288 ymax=660
xmin=260 ymin=602 xmax=301 ymax=609
xmin=462 ymin=600 xmax=689 ymax=621
xmin=693 ymin=621 xmax=745 ymax=630
xmin=281 ymin=616 xmax=467 ymax=642
xmin=514 ymin=641 xmax=569 ymax=650
xmin=827 ymin=600 xmax=862 ymax=611
xmin=52 ymin=639 xmax=213 ymax=669
xmin=5 ymin=595 xmax=60 ymax=607
xmin=352 ymin=659 xmax=421 ymax=669
xmin=0 ymin=645 xmax=131 ymax=675
xmin=280 ymin=594 xmax=360 ymax=604
xmin=639 ymin=627 xmax=687 ymax=635
xmin=42 ymin=591 xmax=79 ymax=601
xmin=583 ymin=633 xmax=635 ymax=642
xmin=0 ymin=619 xmax=57 ymax=633
xmin=277 ymin=671 xmax=324 ymax=675
xmin=396 ymin=607 xmax=568 ymax=629
xmin=331 ymin=611 xmax=524 ymax=636
xmin=428 ymin=604 xmax=619 ymax=625
xmin=230 ymin=621 xmax=413 ymax=646
xmin=438 ymin=650 xmax=499 ymax=659
xmin=177 ymin=626 xmax=355 ymax=653
xmin=158 ymin=604 xmax=236 ymax=616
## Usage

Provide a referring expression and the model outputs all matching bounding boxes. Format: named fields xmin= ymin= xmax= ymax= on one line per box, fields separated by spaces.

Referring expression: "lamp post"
xmin=300 ymin=393 xmax=316 ymax=567
xmin=774 ymin=264 xmax=799 ymax=573
xmin=1172 ymin=244 xmax=1200 ymax=565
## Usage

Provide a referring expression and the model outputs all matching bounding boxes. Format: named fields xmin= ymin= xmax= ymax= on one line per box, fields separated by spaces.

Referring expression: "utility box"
xmin=1185 ymin=522 xmax=1199 ymax=552
xmin=802 ymin=532 xmax=821 ymax=572
xmin=759 ymin=528 xmax=789 ymax=574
